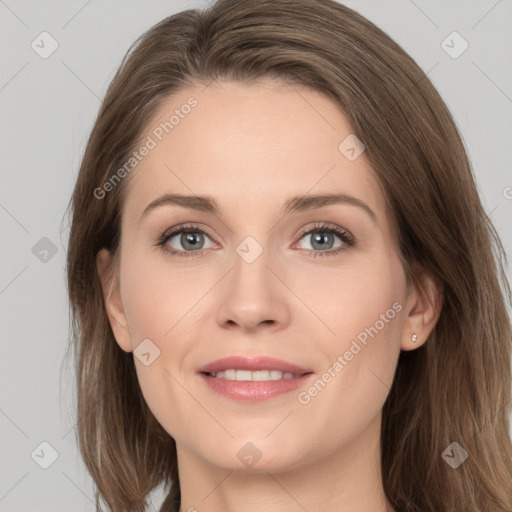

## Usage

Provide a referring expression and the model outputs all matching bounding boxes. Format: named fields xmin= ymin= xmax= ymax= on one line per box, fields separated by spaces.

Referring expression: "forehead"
xmin=122 ymin=79 xmax=388 ymax=227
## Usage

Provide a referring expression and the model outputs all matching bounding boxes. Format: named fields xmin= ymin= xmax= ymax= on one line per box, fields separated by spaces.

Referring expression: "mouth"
xmin=197 ymin=356 xmax=314 ymax=401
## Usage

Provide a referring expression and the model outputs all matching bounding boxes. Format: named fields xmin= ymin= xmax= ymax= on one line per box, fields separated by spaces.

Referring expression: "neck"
xmin=176 ymin=412 xmax=395 ymax=512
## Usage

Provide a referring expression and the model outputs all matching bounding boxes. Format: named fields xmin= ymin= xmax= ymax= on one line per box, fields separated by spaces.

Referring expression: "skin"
xmin=97 ymin=78 xmax=442 ymax=512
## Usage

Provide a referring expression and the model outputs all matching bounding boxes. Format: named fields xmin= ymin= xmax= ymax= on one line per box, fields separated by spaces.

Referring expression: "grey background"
xmin=1 ymin=0 xmax=511 ymax=510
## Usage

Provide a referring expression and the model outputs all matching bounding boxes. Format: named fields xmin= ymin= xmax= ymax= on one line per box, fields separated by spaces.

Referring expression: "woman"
xmin=65 ymin=0 xmax=512 ymax=510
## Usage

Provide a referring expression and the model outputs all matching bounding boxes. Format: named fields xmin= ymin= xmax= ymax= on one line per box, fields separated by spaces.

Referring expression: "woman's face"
xmin=98 ymin=79 xmax=424 ymax=472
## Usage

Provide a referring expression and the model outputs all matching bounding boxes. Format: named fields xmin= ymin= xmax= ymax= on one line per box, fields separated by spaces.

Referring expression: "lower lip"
xmin=198 ymin=373 xmax=314 ymax=402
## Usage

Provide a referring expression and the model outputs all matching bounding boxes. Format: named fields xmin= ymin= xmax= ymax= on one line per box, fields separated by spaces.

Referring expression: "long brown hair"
xmin=65 ymin=0 xmax=512 ymax=510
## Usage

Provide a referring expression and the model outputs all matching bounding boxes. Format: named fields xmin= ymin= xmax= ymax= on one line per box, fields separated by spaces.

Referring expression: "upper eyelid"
xmin=161 ymin=223 xmax=215 ymax=242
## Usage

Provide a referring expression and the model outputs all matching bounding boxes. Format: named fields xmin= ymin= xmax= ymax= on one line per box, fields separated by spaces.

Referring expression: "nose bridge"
xmin=230 ymin=233 xmax=276 ymax=304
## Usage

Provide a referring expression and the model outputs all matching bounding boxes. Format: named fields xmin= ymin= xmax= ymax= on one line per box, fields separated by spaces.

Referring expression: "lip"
xmin=197 ymin=356 xmax=314 ymax=402
xmin=197 ymin=356 xmax=312 ymax=375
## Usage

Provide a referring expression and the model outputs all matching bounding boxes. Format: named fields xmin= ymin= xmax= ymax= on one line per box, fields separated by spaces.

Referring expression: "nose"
xmin=216 ymin=242 xmax=291 ymax=333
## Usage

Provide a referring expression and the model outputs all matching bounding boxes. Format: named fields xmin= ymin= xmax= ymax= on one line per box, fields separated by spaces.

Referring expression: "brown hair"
xmin=65 ymin=0 xmax=512 ymax=510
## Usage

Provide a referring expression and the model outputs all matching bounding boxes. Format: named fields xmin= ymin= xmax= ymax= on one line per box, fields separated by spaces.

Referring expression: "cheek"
xmin=297 ymin=257 xmax=405 ymax=437
xmin=119 ymin=253 xmax=209 ymax=437
xmin=293 ymin=250 xmax=405 ymax=347
xmin=121 ymin=251 xmax=200 ymax=344
xmin=330 ymin=256 xmax=404 ymax=375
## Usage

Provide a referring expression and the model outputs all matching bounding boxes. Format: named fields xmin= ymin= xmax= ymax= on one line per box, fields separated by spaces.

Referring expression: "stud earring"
xmin=411 ymin=333 xmax=417 ymax=342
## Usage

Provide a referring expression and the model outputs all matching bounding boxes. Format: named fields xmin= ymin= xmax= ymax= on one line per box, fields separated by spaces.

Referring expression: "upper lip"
xmin=198 ymin=356 xmax=312 ymax=375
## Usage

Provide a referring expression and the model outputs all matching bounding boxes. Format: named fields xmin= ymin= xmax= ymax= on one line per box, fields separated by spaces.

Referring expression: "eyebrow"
xmin=139 ymin=192 xmax=377 ymax=224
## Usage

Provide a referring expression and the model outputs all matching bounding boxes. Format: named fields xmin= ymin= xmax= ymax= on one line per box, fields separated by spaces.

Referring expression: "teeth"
xmin=210 ymin=369 xmax=301 ymax=381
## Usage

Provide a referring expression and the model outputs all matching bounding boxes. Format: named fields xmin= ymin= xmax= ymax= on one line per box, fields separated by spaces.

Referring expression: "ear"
xmin=96 ymin=248 xmax=133 ymax=352
xmin=400 ymin=266 xmax=444 ymax=351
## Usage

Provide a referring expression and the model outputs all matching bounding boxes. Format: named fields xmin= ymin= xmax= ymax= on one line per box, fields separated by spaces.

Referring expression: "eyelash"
xmin=155 ymin=222 xmax=355 ymax=259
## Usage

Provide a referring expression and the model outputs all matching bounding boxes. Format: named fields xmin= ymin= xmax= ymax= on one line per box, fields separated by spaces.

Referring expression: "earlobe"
xmin=96 ymin=248 xmax=133 ymax=353
xmin=400 ymin=269 xmax=444 ymax=351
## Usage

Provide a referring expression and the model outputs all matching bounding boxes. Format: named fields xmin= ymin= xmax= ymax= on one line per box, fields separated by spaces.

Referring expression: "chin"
xmin=197 ymin=438 xmax=310 ymax=474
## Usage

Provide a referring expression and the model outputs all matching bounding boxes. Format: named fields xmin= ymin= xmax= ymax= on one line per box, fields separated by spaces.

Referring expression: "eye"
xmin=155 ymin=222 xmax=355 ymax=259
xmin=156 ymin=223 xmax=217 ymax=258
xmin=293 ymin=222 xmax=355 ymax=258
